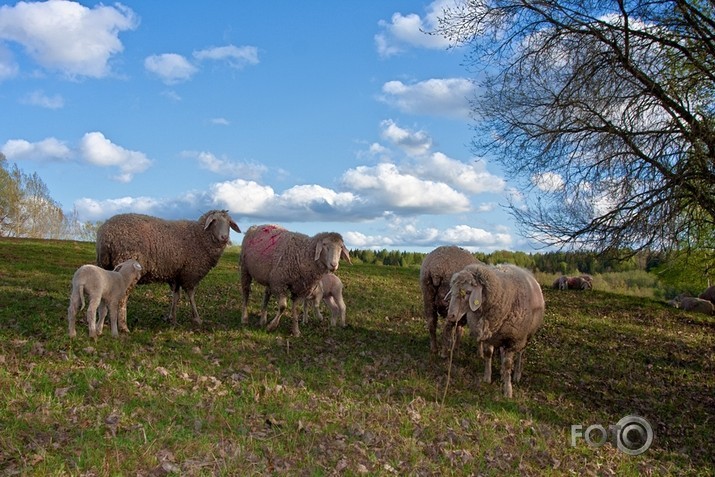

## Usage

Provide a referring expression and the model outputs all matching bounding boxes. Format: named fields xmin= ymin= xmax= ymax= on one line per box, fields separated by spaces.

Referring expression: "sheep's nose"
xmin=329 ymin=262 xmax=339 ymax=272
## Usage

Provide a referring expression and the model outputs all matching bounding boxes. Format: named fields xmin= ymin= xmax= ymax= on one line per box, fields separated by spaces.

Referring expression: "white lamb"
xmin=302 ymin=273 xmax=347 ymax=327
xmin=67 ymin=259 xmax=143 ymax=339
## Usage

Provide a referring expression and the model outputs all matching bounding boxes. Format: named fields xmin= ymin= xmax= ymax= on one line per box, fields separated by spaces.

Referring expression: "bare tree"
xmin=0 ymin=155 xmax=66 ymax=239
xmin=435 ymin=0 xmax=715 ymax=255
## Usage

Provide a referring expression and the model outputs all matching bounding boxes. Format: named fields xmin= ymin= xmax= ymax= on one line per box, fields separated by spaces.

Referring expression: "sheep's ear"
xmin=468 ymin=285 xmax=483 ymax=311
xmin=341 ymin=244 xmax=352 ymax=264
xmin=113 ymin=263 xmax=123 ymax=272
xmin=314 ymin=241 xmax=323 ymax=261
xmin=204 ymin=214 xmax=216 ymax=230
xmin=230 ymin=219 xmax=241 ymax=233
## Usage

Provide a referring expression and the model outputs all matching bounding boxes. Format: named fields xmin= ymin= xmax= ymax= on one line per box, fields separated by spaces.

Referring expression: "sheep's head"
xmin=314 ymin=233 xmax=351 ymax=272
xmin=114 ymin=259 xmax=144 ymax=284
xmin=203 ymin=210 xmax=241 ymax=245
xmin=446 ymin=266 xmax=484 ymax=323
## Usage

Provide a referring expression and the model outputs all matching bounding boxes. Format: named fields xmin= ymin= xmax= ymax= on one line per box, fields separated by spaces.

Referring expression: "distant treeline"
xmin=348 ymin=248 xmax=663 ymax=275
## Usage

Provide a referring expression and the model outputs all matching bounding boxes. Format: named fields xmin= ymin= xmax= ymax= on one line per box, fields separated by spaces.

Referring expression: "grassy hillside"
xmin=0 ymin=237 xmax=713 ymax=476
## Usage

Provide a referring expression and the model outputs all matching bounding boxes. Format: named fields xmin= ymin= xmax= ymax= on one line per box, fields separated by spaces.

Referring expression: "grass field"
xmin=0 ymin=237 xmax=713 ymax=476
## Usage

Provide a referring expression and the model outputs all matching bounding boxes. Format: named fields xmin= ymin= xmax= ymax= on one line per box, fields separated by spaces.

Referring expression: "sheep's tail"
xmin=79 ymin=284 xmax=86 ymax=311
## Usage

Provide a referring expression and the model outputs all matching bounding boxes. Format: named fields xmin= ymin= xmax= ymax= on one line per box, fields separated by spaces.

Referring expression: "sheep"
xmin=96 ymin=210 xmax=240 ymax=329
xmin=567 ymin=275 xmax=592 ymax=290
xmin=446 ymin=263 xmax=545 ymax=398
xmin=698 ymin=285 xmax=715 ymax=304
xmin=67 ymin=259 xmax=143 ymax=338
xmin=302 ymin=272 xmax=347 ymax=327
xmin=420 ymin=245 xmax=481 ymax=356
xmin=552 ymin=276 xmax=568 ymax=290
xmin=670 ymin=295 xmax=714 ymax=315
xmin=240 ymin=224 xmax=351 ymax=337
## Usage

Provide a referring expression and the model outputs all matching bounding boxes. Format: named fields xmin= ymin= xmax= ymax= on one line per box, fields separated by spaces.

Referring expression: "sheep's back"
xmin=420 ymin=246 xmax=479 ymax=313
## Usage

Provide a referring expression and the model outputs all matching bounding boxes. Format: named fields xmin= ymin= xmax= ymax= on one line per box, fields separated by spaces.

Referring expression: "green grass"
xmin=0 ymin=237 xmax=713 ymax=476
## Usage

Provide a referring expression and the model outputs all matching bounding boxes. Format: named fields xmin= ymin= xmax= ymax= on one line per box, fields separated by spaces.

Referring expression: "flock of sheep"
xmin=67 ymin=211 xmax=552 ymax=398
xmin=668 ymin=287 xmax=715 ymax=315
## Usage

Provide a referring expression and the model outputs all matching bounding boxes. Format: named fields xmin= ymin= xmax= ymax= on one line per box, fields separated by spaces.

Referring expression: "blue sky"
xmin=0 ymin=0 xmax=541 ymax=253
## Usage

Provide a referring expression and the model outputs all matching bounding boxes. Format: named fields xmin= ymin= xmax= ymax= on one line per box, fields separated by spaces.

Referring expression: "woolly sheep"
xmin=552 ymin=276 xmax=568 ymax=290
xmin=420 ymin=245 xmax=481 ymax=356
xmin=567 ymin=275 xmax=592 ymax=290
xmin=240 ymin=224 xmax=351 ymax=337
xmin=670 ymin=295 xmax=714 ymax=315
xmin=96 ymin=210 xmax=240 ymax=328
xmin=67 ymin=259 xmax=143 ymax=338
xmin=698 ymin=285 xmax=715 ymax=304
xmin=446 ymin=263 xmax=545 ymax=398
xmin=302 ymin=272 xmax=347 ymax=327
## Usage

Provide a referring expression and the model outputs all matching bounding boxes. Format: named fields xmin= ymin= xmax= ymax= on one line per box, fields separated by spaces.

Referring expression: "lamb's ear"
xmin=468 ymin=285 xmax=483 ymax=311
xmin=341 ymin=244 xmax=352 ymax=264
xmin=113 ymin=263 xmax=124 ymax=272
xmin=314 ymin=241 xmax=323 ymax=261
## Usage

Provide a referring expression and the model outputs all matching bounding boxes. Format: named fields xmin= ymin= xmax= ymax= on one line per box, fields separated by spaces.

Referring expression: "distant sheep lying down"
xmin=96 ymin=210 xmax=240 ymax=329
xmin=552 ymin=275 xmax=593 ymax=290
xmin=302 ymin=272 xmax=347 ymax=327
xmin=240 ymin=224 xmax=351 ymax=337
xmin=67 ymin=259 xmax=143 ymax=338
xmin=447 ymin=263 xmax=545 ymax=398
xmin=668 ymin=294 xmax=714 ymax=315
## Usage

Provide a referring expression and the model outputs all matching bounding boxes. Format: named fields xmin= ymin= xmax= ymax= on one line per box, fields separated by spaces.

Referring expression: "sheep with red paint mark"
xmin=239 ymin=224 xmax=351 ymax=337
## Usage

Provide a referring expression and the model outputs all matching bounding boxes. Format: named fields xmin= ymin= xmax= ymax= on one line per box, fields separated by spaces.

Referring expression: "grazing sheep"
xmin=446 ymin=263 xmax=545 ymax=398
xmin=698 ymin=285 xmax=715 ymax=304
xmin=240 ymin=224 xmax=351 ymax=337
xmin=552 ymin=276 xmax=568 ymax=290
xmin=670 ymin=295 xmax=714 ymax=315
xmin=302 ymin=272 xmax=347 ymax=327
xmin=96 ymin=210 xmax=240 ymax=328
xmin=67 ymin=259 xmax=143 ymax=338
xmin=420 ymin=246 xmax=481 ymax=356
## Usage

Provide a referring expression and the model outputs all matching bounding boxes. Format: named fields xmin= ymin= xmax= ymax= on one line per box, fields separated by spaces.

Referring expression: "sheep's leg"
xmin=482 ymin=344 xmax=494 ymax=384
xmin=513 ymin=351 xmax=524 ymax=383
xmin=301 ymin=297 xmax=310 ymax=325
xmin=501 ymin=348 xmax=515 ymax=398
xmin=67 ymin=292 xmax=80 ymax=338
xmin=167 ymin=283 xmax=180 ymax=324
xmin=260 ymin=288 xmax=271 ymax=327
xmin=266 ymin=294 xmax=287 ymax=332
xmin=427 ymin=313 xmax=438 ymax=354
xmin=116 ymin=293 xmax=130 ymax=333
xmin=313 ymin=297 xmax=326 ymax=323
xmin=289 ymin=299 xmax=302 ymax=337
xmin=97 ymin=302 xmax=108 ymax=335
xmin=109 ymin=304 xmax=119 ymax=338
xmin=86 ymin=297 xmax=101 ymax=339
xmin=334 ymin=295 xmax=347 ymax=327
xmin=240 ymin=271 xmax=252 ymax=325
xmin=186 ymin=287 xmax=202 ymax=324
xmin=325 ymin=296 xmax=339 ymax=327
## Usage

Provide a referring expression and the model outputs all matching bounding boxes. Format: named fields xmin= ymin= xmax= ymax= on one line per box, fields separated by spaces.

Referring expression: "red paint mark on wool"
xmin=247 ymin=225 xmax=285 ymax=256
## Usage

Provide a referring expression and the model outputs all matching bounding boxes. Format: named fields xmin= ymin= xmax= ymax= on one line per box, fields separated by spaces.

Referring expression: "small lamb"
xmin=67 ymin=259 xmax=143 ymax=339
xmin=302 ymin=273 xmax=347 ymax=327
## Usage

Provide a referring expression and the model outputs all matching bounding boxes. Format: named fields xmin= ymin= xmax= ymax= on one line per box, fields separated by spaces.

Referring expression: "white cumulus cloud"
xmin=193 ymin=45 xmax=259 ymax=68
xmin=375 ymin=0 xmax=453 ymax=57
xmin=379 ymin=119 xmax=432 ymax=156
xmin=144 ymin=53 xmax=197 ymax=84
xmin=1 ymin=137 xmax=71 ymax=161
xmin=0 ymin=0 xmax=138 ymax=78
xmin=380 ymin=78 xmax=475 ymax=119
xmin=79 ymin=132 xmax=151 ymax=182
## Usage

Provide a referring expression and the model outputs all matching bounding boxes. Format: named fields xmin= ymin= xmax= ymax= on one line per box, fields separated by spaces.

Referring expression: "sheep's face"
xmin=204 ymin=212 xmax=241 ymax=245
xmin=314 ymin=237 xmax=351 ymax=272
xmin=446 ymin=273 xmax=484 ymax=323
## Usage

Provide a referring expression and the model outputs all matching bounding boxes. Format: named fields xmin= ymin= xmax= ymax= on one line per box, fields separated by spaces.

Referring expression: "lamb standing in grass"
xmin=420 ymin=245 xmax=481 ymax=356
xmin=302 ymin=272 xmax=347 ymax=327
xmin=67 ymin=259 xmax=143 ymax=338
xmin=240 ymin=224 xmax=351 ymax=337
xmin=96 ymin=210 xmax=240 ymax=329
xmin=447 ymin=263 xmax=544 ymax=398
